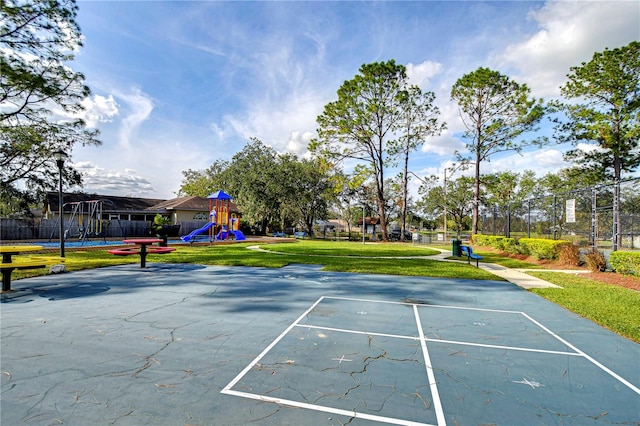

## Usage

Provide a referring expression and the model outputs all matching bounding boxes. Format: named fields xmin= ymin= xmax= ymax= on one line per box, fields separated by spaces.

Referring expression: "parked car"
xmin=389 ymin=229 xmax=412 ymax=241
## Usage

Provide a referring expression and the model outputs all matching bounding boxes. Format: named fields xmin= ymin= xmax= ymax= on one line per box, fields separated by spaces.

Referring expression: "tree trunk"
xmin=472 ymin=158 xmax=481 ymax=235
xmin=401 ymin=151 xmax=409 ymax=242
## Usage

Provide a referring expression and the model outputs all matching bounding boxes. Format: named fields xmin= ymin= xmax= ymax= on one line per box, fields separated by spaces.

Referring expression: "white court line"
xmin=223 ymin=295 xmax=639 ymax=425
xmin=296 ymin=324 xmax=420 ymax=341
xmin=323 ymin=295 xmax=523 ymax=314
xmin=425 ymin=337 xmax=582 ymax=357
xmin=299 ymin=324 xmax=581 ymax=357
xmin=222 ymin=389 xmax=436 ymax=426
xmin=521 ymin=312 xmax=640 ymax=396
xmin=414 ymin=305 xmax=446 ymax=426
xmin=221 ymin=296 xmax=326 ymax=392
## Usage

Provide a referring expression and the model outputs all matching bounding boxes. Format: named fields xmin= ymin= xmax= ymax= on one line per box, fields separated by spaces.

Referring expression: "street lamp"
xmin=53 ymin=150 xmax=68 ymax=257
xmin=362 ymin=204 xmax=366 ymax=245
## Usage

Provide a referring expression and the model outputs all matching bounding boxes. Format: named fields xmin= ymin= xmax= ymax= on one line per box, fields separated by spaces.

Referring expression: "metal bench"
xmin=272 ymin=232 xmax=286 ymax=238
xmin=294 ymin=231 xmax=307 ymax=239
xmin=460 ymin=245 xmax=483 ymax=267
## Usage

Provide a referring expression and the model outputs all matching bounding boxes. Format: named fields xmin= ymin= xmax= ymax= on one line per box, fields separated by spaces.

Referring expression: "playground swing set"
xmin=49 ymin=199 xmax=126 ymax=244
xmin=180 ymin=190 xmax=246 ymax=243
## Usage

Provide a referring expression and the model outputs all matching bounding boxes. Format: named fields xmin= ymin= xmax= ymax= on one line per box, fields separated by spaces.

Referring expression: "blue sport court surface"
xmin=1 ymin=263 xmax=638 ymax=425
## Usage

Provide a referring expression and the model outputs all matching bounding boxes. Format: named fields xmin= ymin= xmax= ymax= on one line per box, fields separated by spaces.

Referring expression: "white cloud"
xmin=421 ymin=131 xmax=465 ymax=156
xmin=74 ymin=161 xmax=155 ymax=196
xmin=484 ymin=148 xmax=569 ymax=176
xmin=286 ymin=131 xmax=315 ymax=156
xmin=223 ymin=89 xmax=326 ymax=156
xmin=494 ymin=1 xmax=639 ymax=98
xmin=210 ymin=123 xmax=225 ymax=141
xmin=80 ymin=94 xmax=119 ymax=128
xmin=406 ymin=60 xmax=443 ymax=88
xmin=116 ymin=88 xmax=154 ymax=148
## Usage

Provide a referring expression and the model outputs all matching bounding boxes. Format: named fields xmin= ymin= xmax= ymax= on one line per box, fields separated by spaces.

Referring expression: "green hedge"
xmin=609 ymin=251 xmax=640 ymax=277
xmin=472 ymin=235 xmax=516 ymax=251
xmin=518 ymin=238 xmax=571 ymax=260
xmin=473 ymin=235 xmax=572 ymax=260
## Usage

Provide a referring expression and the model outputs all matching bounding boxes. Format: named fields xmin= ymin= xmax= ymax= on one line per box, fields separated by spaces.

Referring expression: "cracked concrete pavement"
xmin=2 ymin=263 xmax=638 ymax=425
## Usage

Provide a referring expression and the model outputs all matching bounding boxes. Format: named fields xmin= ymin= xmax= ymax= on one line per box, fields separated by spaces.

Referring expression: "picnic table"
xmin=1 ymin=245 xmax=64 ymax=292
xmin=107 ymin=238 xmax=175 ymax=268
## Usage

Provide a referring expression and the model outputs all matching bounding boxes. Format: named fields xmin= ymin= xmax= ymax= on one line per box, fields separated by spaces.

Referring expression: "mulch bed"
xmin=489 ymin=249 xmax=640 ymax=292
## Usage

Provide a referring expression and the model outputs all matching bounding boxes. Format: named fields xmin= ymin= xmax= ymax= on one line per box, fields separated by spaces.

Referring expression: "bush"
xmin=519 ymin=238 xmax=571 ymax=260
xmin=609 ymin=251 xmax=640 ymax=277
xmin=557 ymin=243 xmax=581 ymax=267
xmin=472 ymin=234 xmax=516 ymax=251
xmin=585 ymin=251 xmax=607 ymax=272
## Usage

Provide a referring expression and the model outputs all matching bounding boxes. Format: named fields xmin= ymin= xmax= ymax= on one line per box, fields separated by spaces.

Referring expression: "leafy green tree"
xmin=180 ymin=139 xmax=336 ymax=235
xmin=451 ymin=67 xmax=545 ymax=235
xmin=278 ymin=155 xmax=335 ymax=235
xmin=1 ymin=0 xmax=101 ymax=214
xmin=390 ymin=86 xmax=445 ymax=240
xmin=556 ymin=41 xmax=640 ymax=249
xmin=481 ymin=171 xmax=536 ymax=237
xmin=179 ymin=159 xmax=232 ymax=197
xmin=330 ymin=169 xmax=374 ymax=239
xmin=223 ymin=139 xmax=281 ymax=234
xmin=417 ymin=175 xmax=474 ymax=238
xmin=311 ymin=60 xmax=408 ymax=241
xmin=415 ymin=174 xmax=474 ymax=238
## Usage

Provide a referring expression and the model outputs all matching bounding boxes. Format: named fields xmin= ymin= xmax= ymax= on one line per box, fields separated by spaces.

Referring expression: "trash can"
xmin=452 ymin=238 xmax=462 ymax=257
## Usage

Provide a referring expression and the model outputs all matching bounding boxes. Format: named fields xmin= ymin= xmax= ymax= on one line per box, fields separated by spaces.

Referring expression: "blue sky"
xmin=67 ymin=1 xmax=639 ymax=199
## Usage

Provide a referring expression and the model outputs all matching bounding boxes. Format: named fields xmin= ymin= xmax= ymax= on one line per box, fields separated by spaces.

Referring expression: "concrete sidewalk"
xmin=426 ymin=247 xmax=583 ymax=289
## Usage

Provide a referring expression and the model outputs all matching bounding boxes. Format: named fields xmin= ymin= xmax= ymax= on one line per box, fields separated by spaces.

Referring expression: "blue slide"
xmin=181 ymin=222 xmax=215 ymax=243
xmin=231 ymin=230 xmax=246 ymax=240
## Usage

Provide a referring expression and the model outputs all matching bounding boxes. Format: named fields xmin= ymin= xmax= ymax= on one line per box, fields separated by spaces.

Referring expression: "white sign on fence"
xmin=566 ymin=199 xmax=576 ymax=223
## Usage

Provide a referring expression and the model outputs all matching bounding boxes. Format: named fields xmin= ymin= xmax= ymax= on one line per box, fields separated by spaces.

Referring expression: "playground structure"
xmin=49 ymin=199 xmax=125 ymax=245
xmin=180 ymin=190 xmax=245 ymax=243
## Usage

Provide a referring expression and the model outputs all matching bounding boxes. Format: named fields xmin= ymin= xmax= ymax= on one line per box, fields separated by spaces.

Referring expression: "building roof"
xmin=149 ymin=196 xmax=208 ymax=211
xmin=356 ymin=217 xmax=381 ymax=225
xmin=46 ymin=192 xmax=166 ymax=214
xmin=151 ymin=196 xmax=241 ymax=213
xmin=45 ymin=192 xmax=241 ymax=214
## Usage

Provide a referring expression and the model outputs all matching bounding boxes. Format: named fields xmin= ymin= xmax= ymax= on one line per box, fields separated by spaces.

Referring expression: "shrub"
xmin=609 ymin=251 xmax=640 ymax=277
xmin=497 ymin=237 xmax=517 ymax=253
xmin=585 ymin=251 xmax=607 ymax=272
xmin=518 ymin=238 xmax=570 ymax=260
xmin=472 ymin=234 xmax=516 ymax=251
xmin=471 ymin=234 xmax=492 ymax=246
xmin=557 ymin=243 xmax=581 ymax=267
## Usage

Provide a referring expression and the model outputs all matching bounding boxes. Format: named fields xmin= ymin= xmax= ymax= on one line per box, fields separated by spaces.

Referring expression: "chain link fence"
xmin=480 ymin=177 xmax=640 ymax=250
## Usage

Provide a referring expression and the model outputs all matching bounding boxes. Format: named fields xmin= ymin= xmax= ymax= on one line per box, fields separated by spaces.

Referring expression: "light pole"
xmin=53 ymin=150 xmax=68 ymax=257
xmin=362 ymin=204 xmax=365 ymax=245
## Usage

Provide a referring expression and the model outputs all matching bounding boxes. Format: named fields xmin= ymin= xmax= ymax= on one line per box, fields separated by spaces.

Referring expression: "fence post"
xmin=527 ymin=199 xmax=531 ymax=238
xmin=591 ymin=188 xmax=597 ymax=253
xmin=613 ymin=177 xmax=620 ymax=251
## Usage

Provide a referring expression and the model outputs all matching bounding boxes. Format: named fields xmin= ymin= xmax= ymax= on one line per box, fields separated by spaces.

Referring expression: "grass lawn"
xmin=528 ymin=271 xmax=640 ymax=343
xmin=14 ymin=241 xmax=499 ymax=281
xmin=7 ymin=239 xmax=638 ymax=342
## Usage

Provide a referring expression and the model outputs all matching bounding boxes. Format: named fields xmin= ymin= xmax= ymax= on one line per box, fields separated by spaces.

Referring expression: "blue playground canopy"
xmin=208 ymin=190 xmax=232 ymax=200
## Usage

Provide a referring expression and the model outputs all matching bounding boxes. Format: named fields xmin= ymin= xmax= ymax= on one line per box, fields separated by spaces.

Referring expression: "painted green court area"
xmin=2 ymin=263 xmax=638 ymax=425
